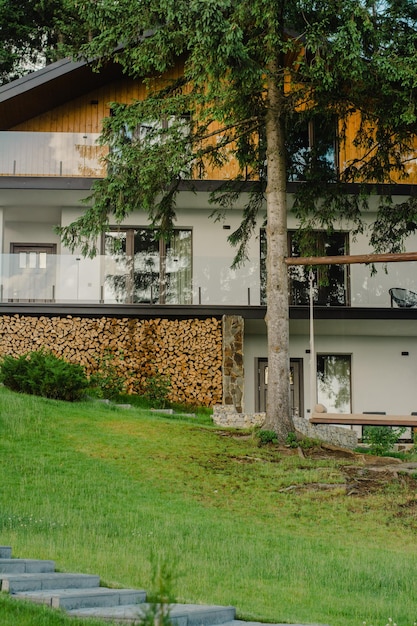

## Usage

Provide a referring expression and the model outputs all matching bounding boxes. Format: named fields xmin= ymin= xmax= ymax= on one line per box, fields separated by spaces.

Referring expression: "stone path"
xmin=0 ymin=547 xmax=326 ymax=626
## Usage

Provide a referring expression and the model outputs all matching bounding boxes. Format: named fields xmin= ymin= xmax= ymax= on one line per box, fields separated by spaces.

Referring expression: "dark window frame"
xmin=260 ymin=229 xmax=350 ymax=306
xmin=286 ymin=113 xmax=339 ymax=182
xmin=317 ymin=353 xmax=352 ymax=414
xmin=103 ymin=227 xmax=192 ymax=304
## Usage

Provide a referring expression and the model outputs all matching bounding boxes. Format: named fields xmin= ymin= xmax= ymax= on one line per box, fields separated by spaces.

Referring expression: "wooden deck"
xmin=310 ymin=413 xmax=417 ymax=427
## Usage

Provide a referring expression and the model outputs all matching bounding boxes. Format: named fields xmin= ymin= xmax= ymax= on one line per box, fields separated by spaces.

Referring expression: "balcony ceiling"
xmin=0 ymin=57 xmax=125 ymax=130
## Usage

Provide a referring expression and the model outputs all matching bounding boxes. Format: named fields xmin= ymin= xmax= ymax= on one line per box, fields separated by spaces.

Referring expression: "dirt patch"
xmin=341 ymin=465 xmax=397 ymax=496
xmin=301 ymin=442 xmax=359 ymax=460
xmin=215 ymin=431 xmax=417 ymax=496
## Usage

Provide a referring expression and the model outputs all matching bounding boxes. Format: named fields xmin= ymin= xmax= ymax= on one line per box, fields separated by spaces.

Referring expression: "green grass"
xmin=1 ymin=387 xmax=417 ymax=626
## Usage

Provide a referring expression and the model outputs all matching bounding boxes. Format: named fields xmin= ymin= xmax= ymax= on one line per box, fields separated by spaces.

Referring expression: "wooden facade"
xmin=8 ymin=56 xmax=417 ymax=184
xmin=339 ymin=111 xmax=417 ymax=184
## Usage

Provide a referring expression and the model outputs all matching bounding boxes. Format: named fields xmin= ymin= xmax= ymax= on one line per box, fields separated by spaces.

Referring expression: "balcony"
xmin=0 ymin=253 xmax=415 ymax=308
xmin=0 ymin=132 xmax=106 ymax=177
xmin=0 ymin=254 xmax=261 ymax=306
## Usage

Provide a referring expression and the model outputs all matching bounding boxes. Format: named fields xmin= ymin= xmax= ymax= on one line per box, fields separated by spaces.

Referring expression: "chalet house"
xmin=0 ymin=56 xmax=416 ymax=426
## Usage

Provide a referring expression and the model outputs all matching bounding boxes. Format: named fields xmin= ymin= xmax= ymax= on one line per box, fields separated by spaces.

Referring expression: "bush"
xmin=89 ymin=350 xmax=127 ymax=399
xmin=143 ymin=373 xmax=171 ymax=408
xmin=285 ymin=431 xmax=299 ymax=448
xmin=0 ymin=350 xmax=89 ymax=401
xmin=362 ymin=425 xmax=406 ymax=456
xmin=257 ymin=429 xmax=278 ymax=445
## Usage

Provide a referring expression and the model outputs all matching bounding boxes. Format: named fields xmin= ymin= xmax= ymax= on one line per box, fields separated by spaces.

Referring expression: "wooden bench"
xmin=310 ymin=413 xmax=417 ymax=427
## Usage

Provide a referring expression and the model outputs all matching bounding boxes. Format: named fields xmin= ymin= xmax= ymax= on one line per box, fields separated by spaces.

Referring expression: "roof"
xmin=0 ymin=57 xmax=125 ymax=129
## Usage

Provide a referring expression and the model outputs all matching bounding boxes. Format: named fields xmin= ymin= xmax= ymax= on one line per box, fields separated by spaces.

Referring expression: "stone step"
xmin=0 ymin=550 xmax=239 ymax=626
xmin=15 ymin=587 xmax=146 ymax=611
xmin=68 ymin=602 xmax=236 ymax=625
xmin=0 ymin=546 xmax=12 ymax=559
xmin=0 ymin=559 xmax=56 ymax=574
xmin=1 ymin=572 xmax=100 ymax=593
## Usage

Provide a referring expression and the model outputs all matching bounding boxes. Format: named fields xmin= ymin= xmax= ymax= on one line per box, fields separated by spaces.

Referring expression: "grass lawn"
xmin=0 ymin=386 xmax=416 ymax=626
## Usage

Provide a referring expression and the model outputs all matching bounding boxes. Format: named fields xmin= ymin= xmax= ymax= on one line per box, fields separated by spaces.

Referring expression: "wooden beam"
xmin=310 ymin=413 xmax=417 ymax=426
xmin=286 ymin=251 xmax=417 ymax=266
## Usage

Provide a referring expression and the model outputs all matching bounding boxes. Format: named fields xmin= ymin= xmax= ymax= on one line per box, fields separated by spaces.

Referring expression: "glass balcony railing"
xmin=0 ymin=132 xmax=107 ymax=177
xmin=0 ymin=253 xmax=414 ymax=307
xmin=0 ymin=254 xmax=262 ymax=305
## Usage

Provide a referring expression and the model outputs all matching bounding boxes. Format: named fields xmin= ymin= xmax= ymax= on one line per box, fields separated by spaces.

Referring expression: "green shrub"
xmin=0 ymin=350 xmax=88 ymax=401
xmin=286 ymin=431 xmax=299 ymax=448
xmin=362 ymin=425 xmax=406 ymax=456
xmin=143 ymin=373 xmax=171 ymax=408
xmin=89 ymin=350 xmax=127 ymax=399
xmin=257 ymin=429 xmax=278 ymax=445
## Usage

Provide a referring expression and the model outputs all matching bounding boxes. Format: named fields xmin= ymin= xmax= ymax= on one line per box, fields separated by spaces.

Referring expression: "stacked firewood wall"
xmin=0 ymin=315 xmax=223 ymax=406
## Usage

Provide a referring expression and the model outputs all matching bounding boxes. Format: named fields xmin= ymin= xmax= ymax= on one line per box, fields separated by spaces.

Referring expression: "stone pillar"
xmin=222 ymin=315 xmax=244 ymax=413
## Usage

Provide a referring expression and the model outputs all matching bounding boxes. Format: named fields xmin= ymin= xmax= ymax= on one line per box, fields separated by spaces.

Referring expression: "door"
xmin=257 ymin=357 xmax=304 ymax=417
xmin=9 ymin=243 xmax=56 ymax=301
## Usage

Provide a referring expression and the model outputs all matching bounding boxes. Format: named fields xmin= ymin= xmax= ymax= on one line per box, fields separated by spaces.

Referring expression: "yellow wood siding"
xmin=10 ymin=62 xmax=244 ymax=181
xmin=340 ymin=111 xmax=417 ymax=184
xmin=10 ymin=60 xmax=417 ymax=184
xmin=12 ymin=78 xmax=145 ymax=133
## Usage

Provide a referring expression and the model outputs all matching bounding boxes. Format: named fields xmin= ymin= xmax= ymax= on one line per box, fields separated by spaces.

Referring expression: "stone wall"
xmin=212 ymin=405 xmax=358 ymax=449
xmin=292 ymin=416 xmax=358 ymax=449
xmin=222 ymin=315 xmax=244 ymax=412
xmin=212 ymin=404 xmax=266 ymax=429
xmin=0 ymin=314 xmax=223 ymax=406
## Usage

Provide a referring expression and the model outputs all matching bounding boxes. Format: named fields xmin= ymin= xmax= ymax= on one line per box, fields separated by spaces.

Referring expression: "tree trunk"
xmin=262 ymin=60 xmax=294 ymax=441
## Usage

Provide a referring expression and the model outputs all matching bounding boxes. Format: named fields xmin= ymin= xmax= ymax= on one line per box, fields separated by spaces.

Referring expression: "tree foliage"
xmin=57 ymin=0 xmax=417 ymax=438
xmin=59 ymin=0 xmax=417 ymax=256
xmin=0 ymin=0 xmax=90 ymax=84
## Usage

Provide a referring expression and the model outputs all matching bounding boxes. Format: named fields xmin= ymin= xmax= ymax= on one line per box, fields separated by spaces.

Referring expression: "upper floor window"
xmin=104 ymin=228 xmax=192 ymax=304
xmin=288 ymin=230 xmax=349 ymax=306
xmin=260 ymin=229 xmax=349 ymax=306
xmin=286 ymin=114 xmax=338 ymax=182
xmin=109 ymin=113 xmax=192 ymax=178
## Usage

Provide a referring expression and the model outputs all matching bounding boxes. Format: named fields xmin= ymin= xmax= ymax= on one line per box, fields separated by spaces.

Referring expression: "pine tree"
xmin=0 ymin=0 xmax=89 ymax=84
xmin=59 ymin=0 xmax=417 ymax=440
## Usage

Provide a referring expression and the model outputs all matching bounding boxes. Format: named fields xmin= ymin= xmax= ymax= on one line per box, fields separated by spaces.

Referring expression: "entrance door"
xmin=257 ymin=358 xmax=304 ymax=417
xmin=9 ymin=243 xmax=56 ymax=301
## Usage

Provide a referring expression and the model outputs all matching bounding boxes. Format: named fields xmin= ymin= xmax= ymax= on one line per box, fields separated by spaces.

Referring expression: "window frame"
xmin=316 ymin=353 xmax=352 ymax=414
xmin=286 ymin=113 xmax=339 ymax=182
xmin=259 ymin=229 xmax=350 ymax=306
xmin=102 ymin=227 xmax=193 ymax=304
xmin=287 ymin=230 xmax=350 ymax=306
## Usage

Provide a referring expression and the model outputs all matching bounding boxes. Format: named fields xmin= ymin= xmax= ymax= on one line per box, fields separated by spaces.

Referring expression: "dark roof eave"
xmin=0 ymin=57 xmax=126 ymax=129
xmin=2 ymin=176 xmax=417 ymax=197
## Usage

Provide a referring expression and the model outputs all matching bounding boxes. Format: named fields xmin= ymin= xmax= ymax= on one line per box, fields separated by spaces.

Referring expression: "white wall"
xmin=244 ymin=328 xmax=417 ymax=417
xmin=4 ymin=189 xmax=417 ymax=307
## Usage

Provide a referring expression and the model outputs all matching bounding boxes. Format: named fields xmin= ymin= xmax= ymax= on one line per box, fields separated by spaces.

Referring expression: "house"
xmin=0 ymin=55 xmax=417 ymax=428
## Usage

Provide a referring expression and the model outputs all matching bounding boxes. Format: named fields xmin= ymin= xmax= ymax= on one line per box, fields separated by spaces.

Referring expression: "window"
xmin=288 ymin=231 xmax=349 ymax=306
xmin=104 ymin=228 xmax=192 ymax=304
xmin=110 ymin=112 xmax=191 ymax=176
xmin=317 ymin=354 xmax=352 ymax=414
xmin=286 ymin=114 xmax=338 ymax=182
xmin=260 ymin=230 xmax=349 ymax=306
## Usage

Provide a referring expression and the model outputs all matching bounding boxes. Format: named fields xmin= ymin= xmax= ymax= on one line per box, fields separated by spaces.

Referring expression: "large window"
xmin=260 ymin=230 xmax=349 ymax=306
xmin=288 ymin=230 xmax=349 ymax=306
xmin=110 ymin=113 xmax=192 ymax=178
xmin=286 ymin=114 xmax=338 ymax=182
xmin=317 ymin=354 xmax=352 ymax=414
xmin=104 ymin=228 xmax=192 ymax=304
